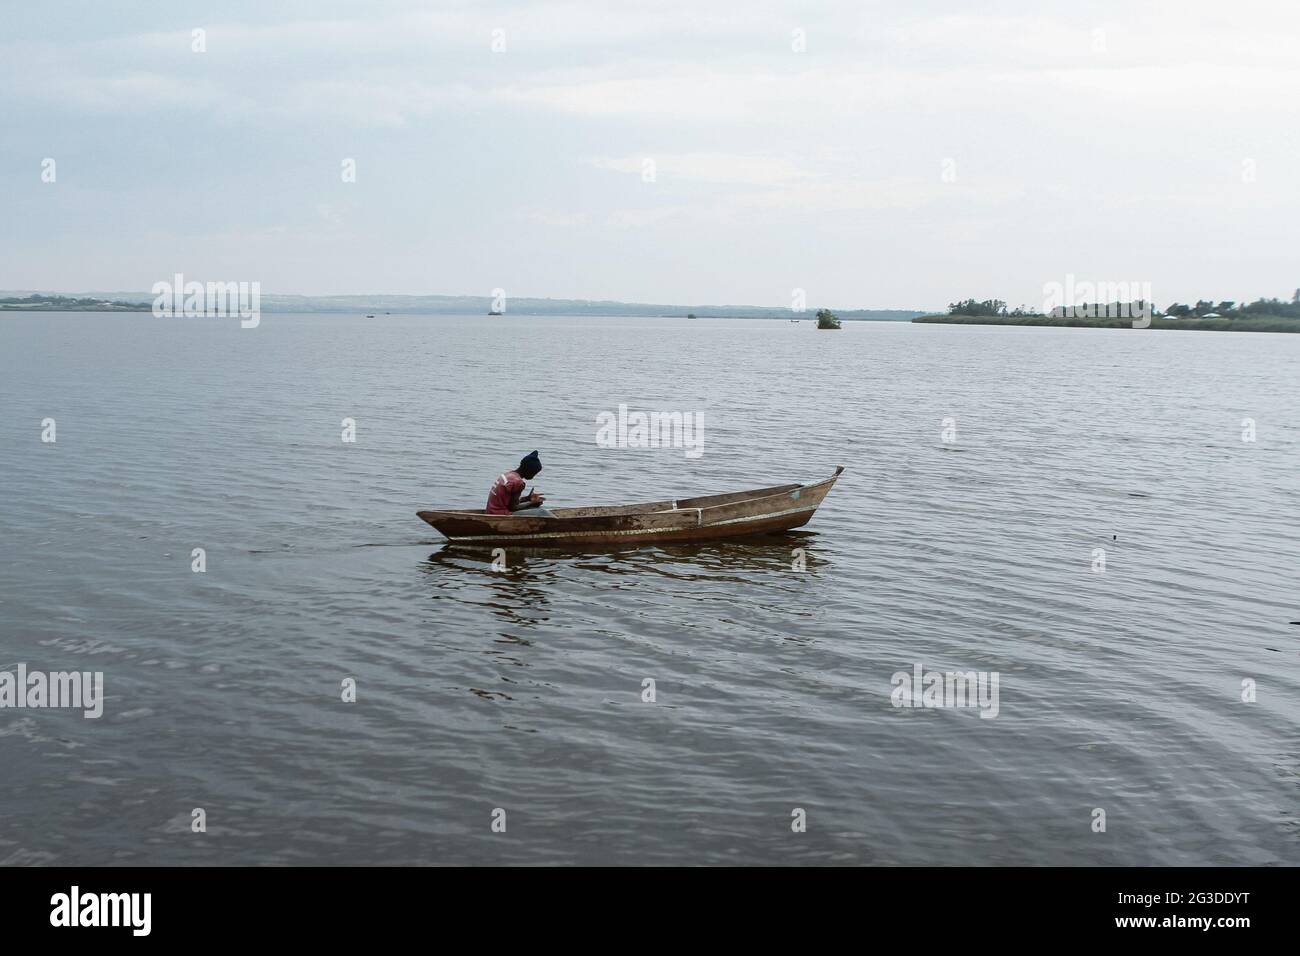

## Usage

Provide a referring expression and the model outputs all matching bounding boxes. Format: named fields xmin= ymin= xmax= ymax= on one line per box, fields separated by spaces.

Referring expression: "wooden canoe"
xmin=418 ymin=466 xmax=844 ymax=548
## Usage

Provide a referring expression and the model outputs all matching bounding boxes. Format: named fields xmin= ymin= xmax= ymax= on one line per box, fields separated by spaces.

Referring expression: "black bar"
xmin=0 ymin=866 xmax=1281 ymax=941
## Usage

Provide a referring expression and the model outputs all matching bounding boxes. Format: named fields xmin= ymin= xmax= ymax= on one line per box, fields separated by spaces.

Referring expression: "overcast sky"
xmin=2 ymin=1 xmax=1297 ymax=310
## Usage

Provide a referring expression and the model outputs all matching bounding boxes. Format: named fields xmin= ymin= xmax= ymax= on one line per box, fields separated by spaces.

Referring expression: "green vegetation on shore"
xmin=915 ymin=313 xmax=1300 ymax=332
xmin=916 ymin=291 xmax=1300 ymax=332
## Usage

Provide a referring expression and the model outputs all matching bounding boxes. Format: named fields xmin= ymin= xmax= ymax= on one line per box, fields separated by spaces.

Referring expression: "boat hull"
xmin=418 ymin=468 xmax=842 ymax=549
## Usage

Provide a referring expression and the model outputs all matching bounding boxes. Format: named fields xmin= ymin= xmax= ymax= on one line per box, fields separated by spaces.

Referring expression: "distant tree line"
xmin=949 ymin=289 xmax=1300 ymax=319
xmin=1162 ymin=291 xmax=1300 ymax=318
xmin=948 ymin=298 xmax=1008 ymax=317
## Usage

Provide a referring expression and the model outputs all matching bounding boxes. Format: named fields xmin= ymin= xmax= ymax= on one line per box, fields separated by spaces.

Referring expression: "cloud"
xmin=526 ymin=210 xmax=591 ymax=226
xmin=6 ymin=4 xmax=1298 ymax=129
xmin=3 ymin=1 xmax=1298 ymax=304
xmin=591 ymin=153 xmax=814 ymax=186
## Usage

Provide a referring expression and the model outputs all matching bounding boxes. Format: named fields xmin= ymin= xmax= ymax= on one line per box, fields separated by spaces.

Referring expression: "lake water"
xmin=1 ymin=312 xmax=1297 ymax=865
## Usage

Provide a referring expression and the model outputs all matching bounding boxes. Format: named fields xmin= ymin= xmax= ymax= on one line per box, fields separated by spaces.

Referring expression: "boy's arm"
xmin=508 ymin=487 xmax=539 ymax=511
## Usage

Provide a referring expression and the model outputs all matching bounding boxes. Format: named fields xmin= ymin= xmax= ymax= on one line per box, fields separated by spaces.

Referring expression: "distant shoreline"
xmin=0 ymin=297 xmax=148 ymax=313
xmin=11 ymin=293 xmax=1298 ymax=330
xmin=913 ymin=314 xmax=1300 ymax=333
xmin=0 ymin=292 xmax=924 ymax=321
xmin=0 ymin=305 xmax=912 ymax=320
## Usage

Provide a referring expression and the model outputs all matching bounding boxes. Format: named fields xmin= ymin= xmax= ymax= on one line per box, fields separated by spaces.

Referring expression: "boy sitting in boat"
xmin=487 ymin=451 xmax=553 ymax=517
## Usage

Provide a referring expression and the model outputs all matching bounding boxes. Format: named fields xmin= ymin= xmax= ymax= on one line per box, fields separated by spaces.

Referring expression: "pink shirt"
xmin=486 ymin=470 xmax=526 ymax=515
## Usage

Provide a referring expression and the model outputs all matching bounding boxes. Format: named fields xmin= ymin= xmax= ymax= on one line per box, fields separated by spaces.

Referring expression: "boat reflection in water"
xmin=420 ymin=529 xmax=829 ymax=626
xmin=422 ymin=529 xmax=825 ymax=579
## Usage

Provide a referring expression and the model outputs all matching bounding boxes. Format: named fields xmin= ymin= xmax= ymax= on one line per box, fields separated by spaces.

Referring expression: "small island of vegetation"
xmin=816 ymin=308 xmax=842 ymax=330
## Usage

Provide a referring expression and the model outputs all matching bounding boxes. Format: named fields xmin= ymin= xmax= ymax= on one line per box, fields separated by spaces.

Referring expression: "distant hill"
xmin=0 ymin=293 xmax=146 ymax=312
xmin=0 ymin=290 xmax=926 ymax=321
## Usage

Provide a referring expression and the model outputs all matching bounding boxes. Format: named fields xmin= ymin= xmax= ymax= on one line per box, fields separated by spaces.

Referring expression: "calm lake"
xmin=1 ymin=312 xmax=1297 ymax=865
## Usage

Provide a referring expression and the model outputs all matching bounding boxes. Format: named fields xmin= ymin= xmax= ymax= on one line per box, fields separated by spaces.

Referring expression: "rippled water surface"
xmin=1 ymin=312 xmax=1297 ymax=865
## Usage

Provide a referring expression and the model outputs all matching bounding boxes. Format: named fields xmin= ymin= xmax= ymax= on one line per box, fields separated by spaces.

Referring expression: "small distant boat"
xmin=365 ymin=314 xmax=376 ymax=318
xmin=488 ymin=310 xmax=503 ymax=316
xmin=790 ymin=318 xmax=800 ymax=323
xmin=418 ymin=467 xmax=843 ymax=548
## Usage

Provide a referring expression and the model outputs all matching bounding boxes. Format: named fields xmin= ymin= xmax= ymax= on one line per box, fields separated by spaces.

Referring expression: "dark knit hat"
xmin=518 ymin=450 xmax=542 ymax=478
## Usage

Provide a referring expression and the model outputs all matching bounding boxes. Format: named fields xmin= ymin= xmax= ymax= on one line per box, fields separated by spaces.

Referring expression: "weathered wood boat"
xmin=418 ymin=467 xmax=844 ymax=548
